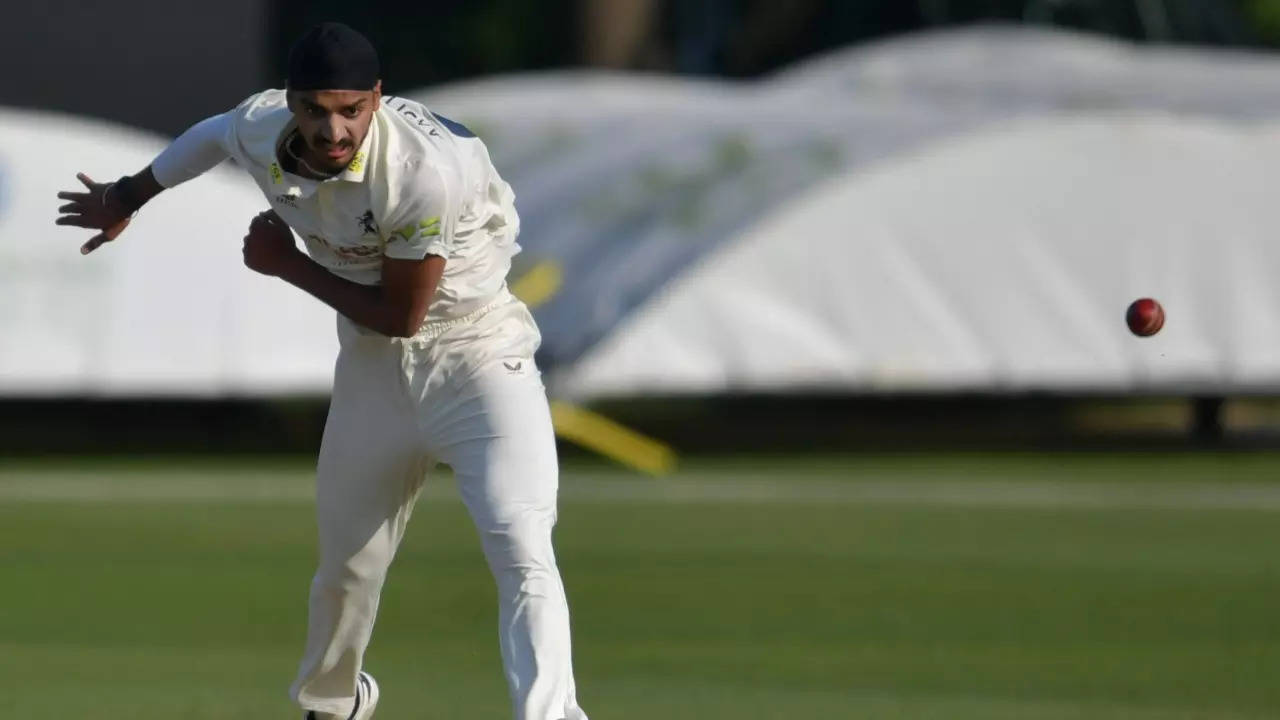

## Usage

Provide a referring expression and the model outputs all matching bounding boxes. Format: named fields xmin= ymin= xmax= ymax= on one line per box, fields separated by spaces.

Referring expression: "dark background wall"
xmin=269 ymin=1 xmax=581 ymax=94
xmin=1 ymin=1 xmax=1265 ymax=137
xmin=0 ymin=0 xmax=271 ymax=136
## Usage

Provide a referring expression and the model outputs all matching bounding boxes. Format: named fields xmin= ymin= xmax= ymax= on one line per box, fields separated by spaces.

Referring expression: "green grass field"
xmin=1 ymin=453 xmax=1278 ymax=719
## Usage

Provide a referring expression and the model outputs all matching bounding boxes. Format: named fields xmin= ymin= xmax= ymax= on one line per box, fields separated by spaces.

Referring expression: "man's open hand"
xmin=243 ymin=210 xmax=303 ymax=277
xmin=55 ymin=172 xmax=134 ymax=255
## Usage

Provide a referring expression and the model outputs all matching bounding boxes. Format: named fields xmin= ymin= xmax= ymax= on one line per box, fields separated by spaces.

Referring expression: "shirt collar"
xmin=271 ymin=119 xmax=374 ymax=192
xmin=337 ymin=122 xmax=373 ymax=183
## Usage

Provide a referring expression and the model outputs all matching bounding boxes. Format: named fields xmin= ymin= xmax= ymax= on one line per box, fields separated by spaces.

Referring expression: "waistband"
xmin=410 ymin=290 xmax=512 ymax=343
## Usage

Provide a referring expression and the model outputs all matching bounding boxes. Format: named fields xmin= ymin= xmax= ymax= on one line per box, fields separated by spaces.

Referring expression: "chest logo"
xmin=269 ymin=162 xmax=284 ymax=185
xmin=357 ymin=210 xmax=379 ymax=237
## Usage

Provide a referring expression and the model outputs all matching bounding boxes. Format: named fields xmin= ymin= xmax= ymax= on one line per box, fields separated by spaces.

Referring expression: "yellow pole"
xmin=512 ymin=260 xmax=678 ymax=475
xmin=550 ymin=401 xmax=678 ymax=476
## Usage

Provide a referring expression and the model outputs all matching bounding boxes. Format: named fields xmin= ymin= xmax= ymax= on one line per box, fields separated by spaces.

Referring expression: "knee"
xmin=478 ymin=514 xmax=560 ymax=592
xmin=314 ymin=535 xmax=394 ymax=594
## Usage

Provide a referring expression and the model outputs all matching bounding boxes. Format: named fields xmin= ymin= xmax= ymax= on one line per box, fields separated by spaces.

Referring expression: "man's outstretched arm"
xmin=55 ymin=112 xmax=233 ymax=254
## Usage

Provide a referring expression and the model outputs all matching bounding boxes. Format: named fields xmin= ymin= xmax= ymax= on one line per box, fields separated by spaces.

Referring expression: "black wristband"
xmin=110 ymin=174 xmax=148 ymax=215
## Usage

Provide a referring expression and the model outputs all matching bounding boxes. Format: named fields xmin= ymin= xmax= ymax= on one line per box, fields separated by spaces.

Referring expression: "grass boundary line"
xmin=2 ymin=471 xmax=1280 ymax=510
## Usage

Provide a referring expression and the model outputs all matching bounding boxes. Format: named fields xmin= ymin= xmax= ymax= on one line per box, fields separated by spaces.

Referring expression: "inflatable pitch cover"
xmin=5 ymin=26 xmax=1280 ymax=397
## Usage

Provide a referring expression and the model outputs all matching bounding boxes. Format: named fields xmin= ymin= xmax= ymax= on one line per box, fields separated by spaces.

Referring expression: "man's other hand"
xmin=243 ymin=210 xmax=303 ymax=277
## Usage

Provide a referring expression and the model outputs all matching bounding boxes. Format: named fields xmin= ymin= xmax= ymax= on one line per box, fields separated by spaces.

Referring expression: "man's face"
xmin=287 ymin=82 xmax=381 ymax=172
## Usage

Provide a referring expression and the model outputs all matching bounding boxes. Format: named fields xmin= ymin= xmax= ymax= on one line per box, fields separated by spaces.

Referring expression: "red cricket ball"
xmin=1126 ymin=297 xmax=1165 ymax=337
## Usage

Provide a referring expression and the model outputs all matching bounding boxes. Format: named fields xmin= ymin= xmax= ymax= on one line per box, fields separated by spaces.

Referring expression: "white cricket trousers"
xmin=290 ymin=303 xmax=588 ymax=720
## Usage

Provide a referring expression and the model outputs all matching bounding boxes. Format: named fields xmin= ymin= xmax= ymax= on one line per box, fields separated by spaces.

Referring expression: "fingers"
xmin=249 ymin=210 xmax=290 ymax=238
xmin=80 ymin=233 xmax=107 ymax=255
xmin=55 ymin=215 xmax=99 ymax=229
xmin=253 ymin=210 xmax=283 ymax=227
xmin=102 ymin=217 xmax=130 ymax=242
xmin=55 ymin=174 xmax=124 ymax=256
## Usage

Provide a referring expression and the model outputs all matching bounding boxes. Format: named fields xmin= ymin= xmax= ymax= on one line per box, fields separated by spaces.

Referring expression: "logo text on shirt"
xmin=305 ymin=233 xmax=381 ymax=265
xmin=391 ymin=101 xmax=442 ymax=137
xmin=347 ymin=151 xmax=366 ymax=174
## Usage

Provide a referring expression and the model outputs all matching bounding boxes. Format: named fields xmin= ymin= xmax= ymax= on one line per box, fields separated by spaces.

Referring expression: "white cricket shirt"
xmin=152 ymin=89 xmax=524 ymax=322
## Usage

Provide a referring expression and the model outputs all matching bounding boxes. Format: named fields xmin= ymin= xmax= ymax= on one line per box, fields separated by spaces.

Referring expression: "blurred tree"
xmin=665 ymin=0 xmax=923 ymax=76
xmin=924 ymin=0 xmax=1253 ymax=44
xmin=267 ymin=0 xmax=1271 ymax=93
xmin=580 ymin=0 xmax=662 ymax=68
xmin=271 ymin=1 xmax=578 ymax=91
xmin=1020 ymin=0 xmax=1143 ymax=36
xmin=1152 ymin=0 xmax=1253 ymax=43
xmin=1244 ymin=0 xmax=1280 ymax=43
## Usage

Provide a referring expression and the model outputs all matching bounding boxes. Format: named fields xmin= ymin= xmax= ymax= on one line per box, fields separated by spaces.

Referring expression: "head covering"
xmin=287 ymin=22 xmax=380 ymax=91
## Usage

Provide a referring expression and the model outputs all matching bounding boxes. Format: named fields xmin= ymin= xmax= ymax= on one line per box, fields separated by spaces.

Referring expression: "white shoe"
xmin=303 ymin=672 xmax=380 ymax=720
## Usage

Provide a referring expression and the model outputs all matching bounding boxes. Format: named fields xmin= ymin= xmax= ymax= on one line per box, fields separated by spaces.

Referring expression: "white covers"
xmin=5 ymin=27 xmax=1280 ymax=398
xmin=409 ymin=27 xmax=1280 ymax=397
xmin=560 ymin=115 xmax=1280 ymax=396
xmin=0 ymin=109 xmax=337 ymax=395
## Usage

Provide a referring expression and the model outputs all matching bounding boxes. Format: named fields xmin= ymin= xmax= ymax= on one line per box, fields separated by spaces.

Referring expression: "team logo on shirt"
xmin=390 ymin=216 xmax=441 ymax=243
xmin=356 ymin=210 xmax=379 ymax=237
xmin=269 ymin=162 xmax=284 ymax=185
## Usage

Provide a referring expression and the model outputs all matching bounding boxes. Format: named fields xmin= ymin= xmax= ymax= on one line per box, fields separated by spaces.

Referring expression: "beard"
xmin=302 ymin=135 xmax=357 ymax=172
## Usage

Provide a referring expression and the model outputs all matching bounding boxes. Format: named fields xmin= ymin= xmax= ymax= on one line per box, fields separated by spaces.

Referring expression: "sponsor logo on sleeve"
xmin=390 ymin=216 xmax=441 ymax=244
